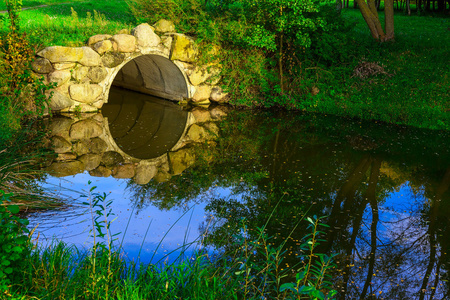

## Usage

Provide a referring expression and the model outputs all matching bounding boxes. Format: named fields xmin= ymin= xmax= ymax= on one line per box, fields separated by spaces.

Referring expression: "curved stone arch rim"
xmin=104 ymin=50 xmax=194 ymax=104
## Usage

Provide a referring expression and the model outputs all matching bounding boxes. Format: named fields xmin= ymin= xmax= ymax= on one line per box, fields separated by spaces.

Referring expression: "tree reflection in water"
xmin=126 ymin=111 xmax=450 ymax=299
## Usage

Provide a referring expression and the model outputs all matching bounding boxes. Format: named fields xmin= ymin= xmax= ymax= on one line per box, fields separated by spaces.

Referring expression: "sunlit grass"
xmin=306 ymin=8 xmax=450 ymax=130
xmin=0 ymin=0 xmax=88 ymax=11
xmin=0 ymin=0 xmax=135 ymax=47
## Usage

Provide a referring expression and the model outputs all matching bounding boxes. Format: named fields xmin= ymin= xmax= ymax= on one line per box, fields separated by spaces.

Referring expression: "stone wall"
xmin=32 ymin=20 xmax=228 ymax=113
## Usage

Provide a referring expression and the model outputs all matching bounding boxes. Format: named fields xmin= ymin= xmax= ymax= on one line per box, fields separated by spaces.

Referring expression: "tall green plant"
xmin=220 ymin=215 xmax=337 ymax=299
xmin=280 ymin=216 xmax=337 ymax=299
xmin=0 ymin=190 xmax=30 ymax=294
xmin=81 ymin=182 xmax=119 ymax=299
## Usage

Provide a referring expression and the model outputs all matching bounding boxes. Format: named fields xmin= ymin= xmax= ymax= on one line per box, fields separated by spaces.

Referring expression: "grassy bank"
xmin=1 ymin=182 xmax=337 ymax=299
xmin=0 ymin=0 xmax=134 ymax=47
xmin=302 ymin=9 xmax=449 ymax=130
xmin=0 ymin=0 xmax=448 ymax=137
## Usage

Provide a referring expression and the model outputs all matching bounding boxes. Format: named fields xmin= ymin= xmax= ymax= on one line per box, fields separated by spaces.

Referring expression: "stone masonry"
xmin=32 ymin=20 xmax=229 ymax=113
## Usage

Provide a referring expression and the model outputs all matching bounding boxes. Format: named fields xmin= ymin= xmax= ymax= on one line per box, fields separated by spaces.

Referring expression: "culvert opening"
xmin=111 ymin=54 xmax=189 ymax=101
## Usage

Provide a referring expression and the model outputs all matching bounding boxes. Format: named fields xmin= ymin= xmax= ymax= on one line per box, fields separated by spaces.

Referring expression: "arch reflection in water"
xmin=45 ymin=86 xmax=223 ymax=183
xmin=103 ymin=86 xmax=189 ymax=160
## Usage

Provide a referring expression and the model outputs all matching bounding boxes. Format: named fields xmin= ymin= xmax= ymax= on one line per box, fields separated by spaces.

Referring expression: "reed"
xmin=4 ymin=187 xmax=337 ymax=299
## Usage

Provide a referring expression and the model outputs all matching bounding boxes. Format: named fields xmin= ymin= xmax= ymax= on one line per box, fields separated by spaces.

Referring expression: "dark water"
xmin=31 ymin=87 xmax=450 ymax=299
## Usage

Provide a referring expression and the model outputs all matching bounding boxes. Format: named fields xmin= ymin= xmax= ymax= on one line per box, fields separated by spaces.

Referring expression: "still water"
xmin=30 ymin=87 xmax=450 ymax=299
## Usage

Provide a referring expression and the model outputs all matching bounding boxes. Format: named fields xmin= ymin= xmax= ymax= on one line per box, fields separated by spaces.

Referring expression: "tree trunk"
xmin=385 ymin=0 xmax=395 ymax=40
xmin=356 ymin=0 xmax=386 ymax=40
xmin=406 ymin=0 xmax=411 ymax=15
xmin=336 ymin=0 xmax=343 ymax=12
xmin=279 ymin=7 xmax=284 ymax=95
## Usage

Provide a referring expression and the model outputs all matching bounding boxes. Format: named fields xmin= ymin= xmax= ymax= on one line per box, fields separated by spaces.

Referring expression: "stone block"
xmin=78 ymin=154 xmax=102 ymax=171
xmin=88 ymin=66 xmax=108 ymax=83
xmin=154 ymin=19 xmax=175 ymax=33
xmin=72 ymin=66 xmax=89 ymax=81
xmin=80 ymin=47 xmax=101 ymax=66
xmin=48 ymin=90 xmax=74 ymax=111
xmin=210 ymin=86 xmax=229 ymax=103
xmin=37 ymin=46 xmax=84 ymax=63
xmin=32 ymin=57 xmax=53 ymax=74
xmin=112 ymin=164 xmax=136 ymax=179
xmin=170 ymin=34 xmax=198 ymax=63
xmin=101 ymin=151 xmax=124 ymax=167
xmin=92 ymin=40 xmax=113 ymax=55
xmin=69 ymin=84 xmax=103 ymax=103
xmin=53 ymin=62 xmax=76 ymax=70
xmin=192 ymin=85 xmax=212 ymax=102
xmin=46 ymin=161 xmax=84 ymax=177
xmin=48 ymin=70 xmax=71 ymax=87
xmin=102 ymin=52 xmax=125 ymax=68
xmin=132 ymin=23 xmax=160 ymax=48
xmin=111 ymin=34 xmax=136 ymax=53
xmin=87 ymin=34 xmax=112 ymax=46
xmin=51 ymin=136 xmax=72 ymax=153
xmin=89 ymin=165 xmax=112 ymax=177
xmin=134 ymin=163 xmax=157 ymax=185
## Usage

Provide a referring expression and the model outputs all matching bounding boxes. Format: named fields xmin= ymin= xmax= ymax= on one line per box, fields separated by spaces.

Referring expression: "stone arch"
xmin=109 ymin=54 xmax=189 ymax=102
xmin=32 ymin=21 xmax=229 ymax=113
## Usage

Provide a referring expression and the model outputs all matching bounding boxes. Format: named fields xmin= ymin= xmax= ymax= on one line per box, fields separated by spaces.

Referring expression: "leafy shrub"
xmin=125 ymin=0 xmax=350 ymax=108
xmin=0 ymin=0 xmax=54 ymax=138
xmin=0 ymin=191 xmax=31 ymax=293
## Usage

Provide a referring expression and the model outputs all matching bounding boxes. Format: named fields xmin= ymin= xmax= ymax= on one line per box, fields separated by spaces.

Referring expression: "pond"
xmin=29 ymin=86 xmax=450 ymax=299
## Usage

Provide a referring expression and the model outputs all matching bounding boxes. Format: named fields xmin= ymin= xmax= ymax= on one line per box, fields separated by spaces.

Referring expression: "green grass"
xmin=0 ymin=0 xmax=88 ymax=11
xmin=3 ymin=207 xmax=337 ymax=299
xmin=298 ymin=8 xmax=450 ymax=130
xmin=0 ymin=0 xmax=135 ymax=47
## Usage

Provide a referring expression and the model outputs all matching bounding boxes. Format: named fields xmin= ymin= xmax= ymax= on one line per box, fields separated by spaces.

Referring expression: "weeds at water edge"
xmin=5 ymin=187 xmax=338 ymax=299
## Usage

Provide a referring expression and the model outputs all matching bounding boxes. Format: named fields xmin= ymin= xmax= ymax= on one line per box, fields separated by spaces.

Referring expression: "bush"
xmin=0 ymin=191 xmax=31 ymax=294
xmin=0 ymin=1 xmax=53 ymax=139
xmin=125 ymin=0 xmax=350 ymax=106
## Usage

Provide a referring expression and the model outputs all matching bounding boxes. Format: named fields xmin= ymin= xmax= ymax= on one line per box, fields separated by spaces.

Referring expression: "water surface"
xmin=31 ymin=87 xmax=450 ymax=299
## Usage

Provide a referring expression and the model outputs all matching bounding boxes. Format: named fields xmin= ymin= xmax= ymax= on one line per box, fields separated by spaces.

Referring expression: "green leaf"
xmin=280 ymin=283 xmax=297 ymax=293
xmin=7 ymin=205 xmax=19 ymax=214
xmin=1 ymin=260 xmax=10 ymax=266
xmin=12 ymin=246 xmax=23 ymax=253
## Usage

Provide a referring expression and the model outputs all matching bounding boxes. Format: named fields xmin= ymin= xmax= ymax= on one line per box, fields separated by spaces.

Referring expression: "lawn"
xmin=305 ymin=8 xmax=450 ymax=130
xmin=0 ymin=0 xmax=135 ymax=47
